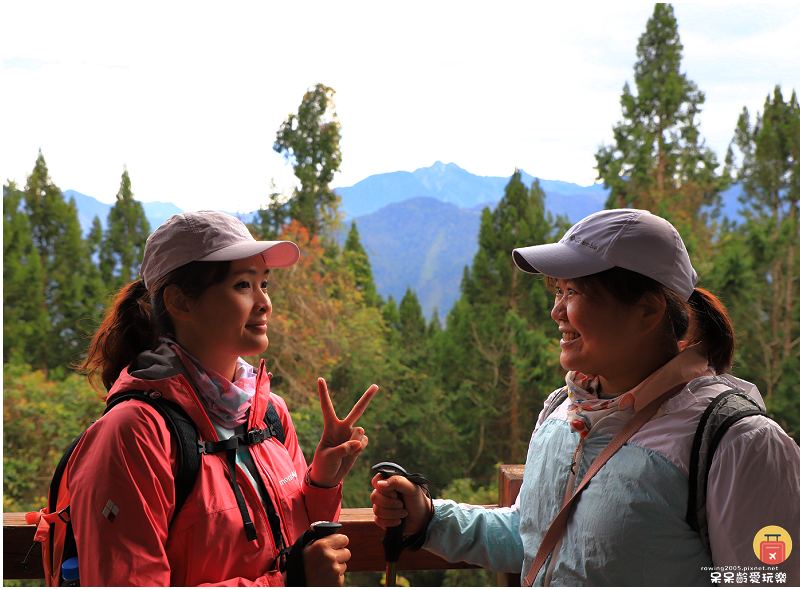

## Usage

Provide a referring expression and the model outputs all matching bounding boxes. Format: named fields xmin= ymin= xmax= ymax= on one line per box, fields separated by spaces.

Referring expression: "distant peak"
xmin=414 ymin=161 xmax=465 ymax=175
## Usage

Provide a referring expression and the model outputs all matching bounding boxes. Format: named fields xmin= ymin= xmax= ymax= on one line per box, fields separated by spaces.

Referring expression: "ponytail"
xmin=81 ymin=280 xmax=157 ymax=394
xmin=685 ymin=287 xmax=735 ymax=374
xmin=80 ymin=260 xmax=232 ymax=394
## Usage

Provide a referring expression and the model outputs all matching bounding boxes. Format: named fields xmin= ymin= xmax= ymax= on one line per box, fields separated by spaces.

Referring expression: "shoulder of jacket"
xmin=99 ymin=398 xmax=174 ymax=445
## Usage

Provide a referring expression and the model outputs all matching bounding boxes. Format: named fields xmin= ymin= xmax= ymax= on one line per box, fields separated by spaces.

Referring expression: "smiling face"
xmin=175 ymin=253 xmax=272 ymax=380
xmin=551 ymin=277 xmax=650 ymax=395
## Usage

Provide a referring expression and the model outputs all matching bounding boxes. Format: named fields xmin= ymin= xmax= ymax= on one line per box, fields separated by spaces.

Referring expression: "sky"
xmin=3 ymin=2 xmax=799 ymax=214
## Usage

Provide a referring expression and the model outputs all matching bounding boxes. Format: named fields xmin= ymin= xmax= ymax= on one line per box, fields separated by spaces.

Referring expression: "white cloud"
xmin=2 ymin=2 xmax=798 ymax=213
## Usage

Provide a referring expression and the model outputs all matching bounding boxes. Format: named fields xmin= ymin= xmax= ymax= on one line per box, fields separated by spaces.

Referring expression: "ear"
xmin=638 ymin=292 xmax=667 ymax=334
xmin=163 ymin=284 xmax=195 ymax=322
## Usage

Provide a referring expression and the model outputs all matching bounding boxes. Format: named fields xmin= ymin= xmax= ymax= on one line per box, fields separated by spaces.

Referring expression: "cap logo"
xmin=568 ymin=235 xmax=598 ymax=251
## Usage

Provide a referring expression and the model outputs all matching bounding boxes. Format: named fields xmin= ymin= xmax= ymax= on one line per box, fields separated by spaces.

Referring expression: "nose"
xmin=256 ymin=288 xmax=272 ymax=316
xmin=551 ymin=294 xmax=565 ymax=322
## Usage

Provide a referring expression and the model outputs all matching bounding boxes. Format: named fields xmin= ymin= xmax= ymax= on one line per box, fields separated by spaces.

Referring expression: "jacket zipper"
xmin=543 ymin=437 xmax=585 ymax=586
xmin=251 ymin=365 xmax=292 ymax=550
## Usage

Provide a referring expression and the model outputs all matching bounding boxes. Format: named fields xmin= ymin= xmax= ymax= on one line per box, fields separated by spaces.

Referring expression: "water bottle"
xmin=60 ymin=557 xmax=80 ymax=586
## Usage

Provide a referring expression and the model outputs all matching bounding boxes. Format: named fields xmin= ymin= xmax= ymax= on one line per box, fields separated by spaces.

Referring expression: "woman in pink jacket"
xmin=73 ymin=210 xmax=377 ymax=586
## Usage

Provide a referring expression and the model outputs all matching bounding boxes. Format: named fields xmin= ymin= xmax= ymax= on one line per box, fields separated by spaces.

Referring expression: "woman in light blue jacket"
xmin=371 ymin=209 xmax=800 ymax=586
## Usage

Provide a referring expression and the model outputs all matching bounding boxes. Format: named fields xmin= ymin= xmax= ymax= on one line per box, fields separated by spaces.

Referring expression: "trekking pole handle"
xmin=311 ymin=521 xmax=343 ymax=540
xmin=371 ymin=462 xmax=434 ymax=563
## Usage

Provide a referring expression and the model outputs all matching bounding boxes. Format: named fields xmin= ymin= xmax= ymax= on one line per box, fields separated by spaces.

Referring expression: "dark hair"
xmin=546 ymin=267 xmax=735 ymax=373
xmin=81 ymin=260 xmax=231 ymax=393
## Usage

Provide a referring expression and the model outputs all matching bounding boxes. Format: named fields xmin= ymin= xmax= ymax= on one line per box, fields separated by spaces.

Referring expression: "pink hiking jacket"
xmin=67 ymin=345 xmax=341 ymax=586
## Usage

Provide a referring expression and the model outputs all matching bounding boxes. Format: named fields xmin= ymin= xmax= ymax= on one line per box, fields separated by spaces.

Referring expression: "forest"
xmin=3 ymin=5 xmax=799 ymax=586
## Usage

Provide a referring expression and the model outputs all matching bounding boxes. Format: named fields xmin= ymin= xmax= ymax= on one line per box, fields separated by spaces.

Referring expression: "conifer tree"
xmin=427 ymin=308 xmax=442 ymax=338
xmin=436 ymin=172 xmax=562 ymax=479
xmin=398 ymin=287 xmax=426 ymax=353
xmin=3 ymin=181 xmax=47 ymax=364
xmin=254 ymin=182 xmax=291 ymax=241
xmin=87 ymin=216 xmax=104 ymax=262
xmin=382 ymin=295 xmax=401 ymax=333
xmin=721 ymin=86 xmax=800 ymax=434
xmin=595 ymin=3 xmax=722 ymax=247
xmin=343 ymin=221 xmax=378 ymax=307
xmin=20 ymin=151 xmax=101 ymax=374
xmin=100 ymin=167 xmax=151 ymax=290
xmin=274 ymin=84 xmax=342 ymax=238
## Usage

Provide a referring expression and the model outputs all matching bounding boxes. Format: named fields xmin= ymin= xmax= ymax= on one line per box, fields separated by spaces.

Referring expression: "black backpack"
xmin=540 ymin=386 xmax=767 ymax=555
xmin=26 ymin=389 xmax=287 ymax=586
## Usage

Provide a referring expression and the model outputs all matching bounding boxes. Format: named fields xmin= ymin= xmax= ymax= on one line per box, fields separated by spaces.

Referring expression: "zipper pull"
xmin=570 ymin=439 xmax=584 ymax=475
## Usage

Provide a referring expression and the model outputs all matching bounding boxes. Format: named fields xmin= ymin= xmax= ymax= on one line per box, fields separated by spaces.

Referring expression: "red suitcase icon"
xmin=760 ymin=534 xmax=786 ymax=565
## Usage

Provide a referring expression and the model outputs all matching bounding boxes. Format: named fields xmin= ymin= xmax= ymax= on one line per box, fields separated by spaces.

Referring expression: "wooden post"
xmin=497 ymin=464 xmax=525 ymax=586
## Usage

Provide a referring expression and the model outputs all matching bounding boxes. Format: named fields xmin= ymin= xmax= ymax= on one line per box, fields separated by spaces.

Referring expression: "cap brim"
xmin=198 ymin=240 xmax=300 ymax=268
xmin=512 ymin=242 xmax=614 ymax=278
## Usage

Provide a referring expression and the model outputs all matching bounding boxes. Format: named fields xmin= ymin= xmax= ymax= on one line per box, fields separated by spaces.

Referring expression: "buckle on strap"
xmin=198 ymin=428 xmax=272 ymax=455
xmin=57 ymin=507 xmax=71 ymax=523
xmin=246 ymin=428 xmax=270 ymax=445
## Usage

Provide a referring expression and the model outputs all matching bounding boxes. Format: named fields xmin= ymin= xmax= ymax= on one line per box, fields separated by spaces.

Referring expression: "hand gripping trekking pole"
xmin=311 ymin=520 xmax=343 ymax=539
xmin=372 ymin=462 xmax=434 ymax=587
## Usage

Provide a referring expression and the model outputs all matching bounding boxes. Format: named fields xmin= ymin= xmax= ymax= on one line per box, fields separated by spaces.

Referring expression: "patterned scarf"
xmin=565 ymin=371 xmax=636 ymax=438
xmin=164 ymin=338 xmax=257 ymax=428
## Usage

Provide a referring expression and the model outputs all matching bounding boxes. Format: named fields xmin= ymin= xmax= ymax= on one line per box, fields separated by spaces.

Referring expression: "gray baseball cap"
xmin=512 ymin=209 xmax=697 ymax=301
xmin=140 ymin=210 xmax=300 ymax=288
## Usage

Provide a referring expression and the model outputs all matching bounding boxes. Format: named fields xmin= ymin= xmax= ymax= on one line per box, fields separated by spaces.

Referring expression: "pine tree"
xmin=722 ymin=86 xmax=800 ymax=435
xmin=436 ymin=172 xmax=562 ymax=480
xmin=595 ymin=3 xmax=722 ymax=248
xmin=21 ymin=151 xmax=101 ymax=374
xmin=100 ymin=167 xmax=151 ymax=290
xmin=343 ymin=221 xmax=378 ymax=307
xmin=254 ymin=182 xmax=291 ymax=241
xmin=398 ymin=287 xmax=426 ymax=353
xmin=3 ymin=181 xmax=47 ymax=364
xmin=274 ymin=84 xmax=342 ymax=237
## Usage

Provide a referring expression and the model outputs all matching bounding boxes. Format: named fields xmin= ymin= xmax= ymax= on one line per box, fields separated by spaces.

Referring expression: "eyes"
xmin=555 ymin=287 xmax=577 ymax=297
xmin=235 ymin=279 xmax=269 ymax=291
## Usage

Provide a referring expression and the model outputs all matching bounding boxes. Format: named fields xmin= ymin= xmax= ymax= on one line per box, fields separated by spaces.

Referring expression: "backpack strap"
xmin=195 ymin=399 xmax=287 ymax=544
xmin=540 ymin=387 xmax=569 ymax=424
xmin=265 ymin=400 xmax=286 ymax=445
xmin=687 ymin=389 xmax=767 ymax=551
xmin=45 ymin=430 xmax=87 ymax=571
xmin=105 ymin=390 xmax=201 ymax=523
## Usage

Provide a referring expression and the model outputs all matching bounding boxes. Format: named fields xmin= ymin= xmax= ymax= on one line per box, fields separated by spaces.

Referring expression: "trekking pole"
xmin=311 ymin=520 xmax=343 ymax=540
xmin=372 ymin=462 xmax=434 ymax=587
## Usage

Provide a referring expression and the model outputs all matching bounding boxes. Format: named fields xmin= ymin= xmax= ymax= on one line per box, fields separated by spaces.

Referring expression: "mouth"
xmin=561 ymin=331 xmax=580 ymax=341
xmin=246 ymin=322 xmax=268 ymax=332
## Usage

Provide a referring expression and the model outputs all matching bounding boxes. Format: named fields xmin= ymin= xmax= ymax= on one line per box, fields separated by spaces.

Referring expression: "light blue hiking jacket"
xmin=423 ymin=374 xmax=800 ymax=586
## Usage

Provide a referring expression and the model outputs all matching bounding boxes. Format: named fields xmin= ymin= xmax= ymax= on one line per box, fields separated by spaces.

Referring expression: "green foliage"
xmin=718 ymin=85 xmax=800 ymax=436
xmin=343 ymin=222 xmax=379 ymax=307
xmin=439 ymin=476 xmax=499 ymax=506
xmin=3 ymin=363 xmax=105 ymax=512
xmin=15 ymin=151 xmax=104 ymax=375
xmin=3 ymin=182 xmax=47 ymax=365
xmin=253 ymin=182 xmax=291 ymax=241
xmin=274 ymin=84 xmax=343 ymax=237
xmin=432 ymin=172 xmax=563 ymax=482
xmin=595 ymin=3 xmax=723 ymax=249
xmin=99 ymin=167 xmax=150 ymax=290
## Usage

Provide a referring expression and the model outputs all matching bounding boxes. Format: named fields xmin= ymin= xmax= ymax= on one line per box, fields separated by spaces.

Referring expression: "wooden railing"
xmin=4 ymin=465 xmax=524 ymax=583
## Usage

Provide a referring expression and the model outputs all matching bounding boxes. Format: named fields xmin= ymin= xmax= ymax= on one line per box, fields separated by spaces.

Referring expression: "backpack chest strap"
xmin=197 ymin=425 xmax=279 ymax=455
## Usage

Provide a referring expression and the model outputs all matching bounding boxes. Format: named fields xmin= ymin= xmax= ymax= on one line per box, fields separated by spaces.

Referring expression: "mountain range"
xmin=337 ymin=161 xmax=610 ymax=221
xmin=66 ymin=161 xmax=745 ymax=320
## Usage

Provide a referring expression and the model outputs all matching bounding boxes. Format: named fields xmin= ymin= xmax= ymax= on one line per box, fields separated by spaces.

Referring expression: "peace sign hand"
xmin=308 ymin=378 xmax=378 ymax=489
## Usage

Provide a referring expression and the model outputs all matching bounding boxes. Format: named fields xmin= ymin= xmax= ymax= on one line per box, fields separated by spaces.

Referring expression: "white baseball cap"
xmin=140 ymin=210 xmax=300 ymax=288
xmin=512 ymin=209 xmax=697 ymax=301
